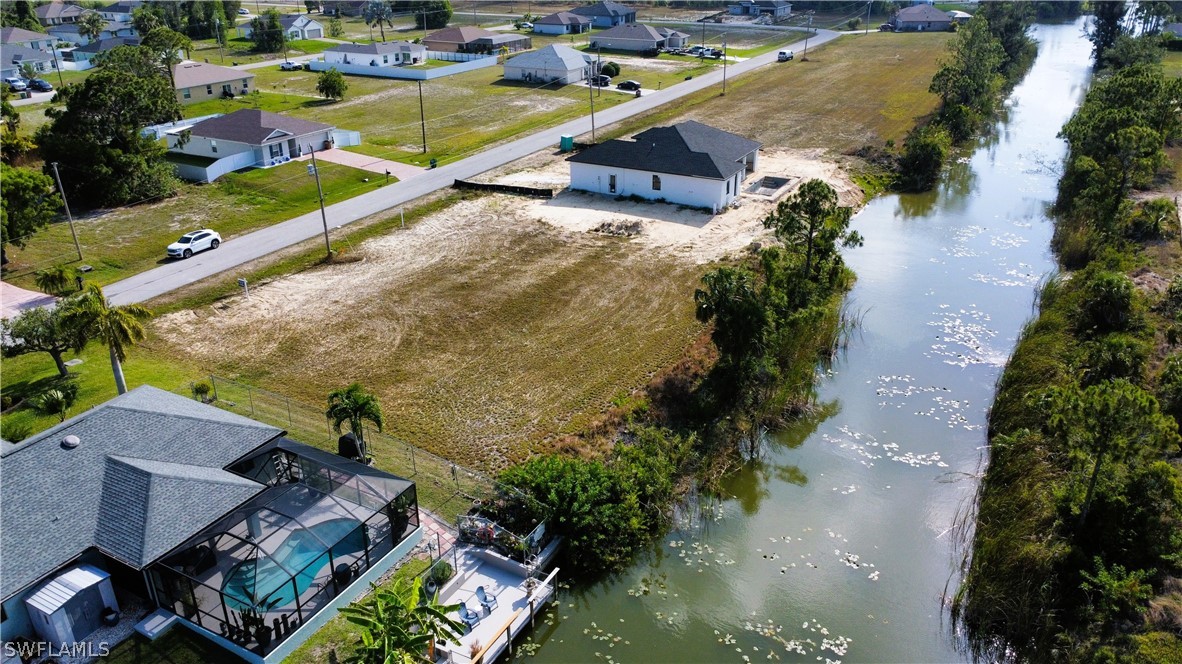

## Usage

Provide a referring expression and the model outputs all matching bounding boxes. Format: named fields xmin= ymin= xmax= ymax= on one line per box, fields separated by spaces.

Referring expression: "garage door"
xmin=306 ymin=28 xmax=322 ymax=38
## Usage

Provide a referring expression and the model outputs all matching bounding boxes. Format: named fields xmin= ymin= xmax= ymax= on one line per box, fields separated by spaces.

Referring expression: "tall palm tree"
xmin=326 ymin=383 xmax=384 ymax=463
xmin=362 ymin=0 xmax=394 ymax=42
xmin=62 ymin=284 xmax=152 ymax=395
xmin=77 ymin=10 xmax=108 ymax=43
xmin=340 ymin=577 xmax=464 ymax=664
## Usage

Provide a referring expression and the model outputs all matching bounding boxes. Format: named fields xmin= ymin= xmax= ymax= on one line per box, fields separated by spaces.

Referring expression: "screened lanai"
xmin=147 ymin=439 xmax=417 ymax=656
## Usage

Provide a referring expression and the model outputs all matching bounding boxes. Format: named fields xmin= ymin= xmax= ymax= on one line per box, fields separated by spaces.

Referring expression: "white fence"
xmin=307 ymin=54 xmax=496 ymax=80
xmin=331 ymin=129 xmax=361 ymax=147
xmin=169 ymin=150 xmax=258 ymax=184
xmin=141 ymin=114 xmax=222 ymax=141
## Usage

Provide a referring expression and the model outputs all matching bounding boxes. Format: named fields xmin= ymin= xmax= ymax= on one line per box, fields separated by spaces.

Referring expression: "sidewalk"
xmin=292 ymin=148 xmax=427 ymax=182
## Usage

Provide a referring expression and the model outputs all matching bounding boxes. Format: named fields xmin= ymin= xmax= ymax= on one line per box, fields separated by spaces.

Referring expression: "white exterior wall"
xmin=167 ymin=135 xmax=253 ymax=160
xmin=533 ymin=23 xmax=585 ymax=35
xmin=592 ymin=36 xmax=658 ymax=52
xmin=503 ymin=63 xmax=586 ymax=84
xmin=323 ymin=48 xmax=423 ymax=66
xmin=570 ymin=162 xmax=746 ymax=212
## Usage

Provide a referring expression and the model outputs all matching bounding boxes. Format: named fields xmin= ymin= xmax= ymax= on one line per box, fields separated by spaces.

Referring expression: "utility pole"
xmin=700 ymin=20 xmax=706 ymax=61
xmin=417 ymin=80 xmax=427 ymax=153
xmin=865 ymin=1 xmax=871 ymax=35
xmin=306 ymin=147 xmax=332 ymax=259
xmin=721 ymin=37 xmax=726 ymax=95
xmin=50 ymin=163 xmax=82 ymax=262
xmin=596 ymin=46 xmax=601 ymax=97
xmin=803 ymin=15 xmax=813 ymax=59
xmin=215 ymin=17 xmax=224 ymax=62
xmin=49 ymin=47 xmax=64 ymax=89
xmin=588 ymin=72 xmax=596 ymax=143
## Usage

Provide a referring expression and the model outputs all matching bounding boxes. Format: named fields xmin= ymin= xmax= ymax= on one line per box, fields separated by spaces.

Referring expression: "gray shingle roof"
xmin=534 ymin=11 xmax=591 ymax=26
xmin=0 ymin=27 xmax=53 ymax=45
xmin=4 ymin=45 xmax=54 ymax=65
xmin=71 ymin=36 xmax=140 ymax=54
xmin=567 ymin=120 xmax=760 ymax=180
xmin=327 ymin=40 xmax=424 ymax=55
xmin=35 ymin=2 xmax=86 ymax=21
xmin=0 ymin=386 xmax=280 ymax=600
xmin=595 ymin=23 xmax=664 ymax=42
xmin=171 ymin=61 xmax=254 ymax=90
xmin=572 ymin=1 xmax=635 ymax=18
xmin=185 ymin=109 xmax=333 ymax=146
xmin=424 ymin=26 xmax=496 ymax=44
xmin=896 ymin=4 xmax=952 ymax=22
xmin=505 ymin=44 xmax=589 ymax=71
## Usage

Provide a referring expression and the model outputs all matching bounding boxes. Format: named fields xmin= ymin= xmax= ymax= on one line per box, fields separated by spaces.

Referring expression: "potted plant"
xmin=192 ymin=380 xmax=213 ymax=403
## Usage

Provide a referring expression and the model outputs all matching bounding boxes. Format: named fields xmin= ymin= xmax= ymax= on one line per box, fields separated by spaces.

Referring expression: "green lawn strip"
xmin=251 ymin=67 xmax=399 ymax=99
xmin=181 ymin=89 xmax=331 ymax=117
xmin=0 ymin=342 xmax=204 ymax=442
xmin=281 ymin=557 xmax=432 ymax=664
xmin=15 ymin=101 xmax=52 ymax=138
xmin=100 ymin=627 xmax=242 ymax=664
xmin=3 ymin=160 xmax=387 ymax=289
xmin=1163 ymin=49 xmax=1182 ymax=78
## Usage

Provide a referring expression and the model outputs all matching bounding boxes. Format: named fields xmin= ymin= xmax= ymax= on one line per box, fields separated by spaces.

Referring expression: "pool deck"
xmin=434 ymin=547 xmax=559 ymax=664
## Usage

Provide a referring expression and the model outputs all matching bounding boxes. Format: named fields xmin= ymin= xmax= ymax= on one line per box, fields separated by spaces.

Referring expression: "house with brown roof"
xmin=35 ymin=1 xmax=85 ymax=26
xmin=172 ymin=62 xmax=254 ymax=105
xmin=423 ymin=26 xmax=531 ymax=54
xmin=165 ymin=109 xmax=361 ymax=182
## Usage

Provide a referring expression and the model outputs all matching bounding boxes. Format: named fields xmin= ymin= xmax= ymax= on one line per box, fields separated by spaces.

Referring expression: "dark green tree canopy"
xmin=249 ymin=9 xmax=286 ymax=53
xmin=36 ymin=45 xmax=181 ymax=208
xmin=395 ymin=1 xmax=452 ymax=30
xmin=1 ymin=306 xmax=81 ymax=378
xmin=317 ymin=67 xmax=348 ymax=100
xmin=1 ymin=163 xmax=59 ymax=253
xmin=1088 ymin=0 xmax=1129 ymax=64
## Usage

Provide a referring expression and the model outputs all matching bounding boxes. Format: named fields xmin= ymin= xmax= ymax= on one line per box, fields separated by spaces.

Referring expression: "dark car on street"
xmin=616 ymin=80 xmax=641 ymax=91
xmin=27 ymin=78 xmax=53 ymax=92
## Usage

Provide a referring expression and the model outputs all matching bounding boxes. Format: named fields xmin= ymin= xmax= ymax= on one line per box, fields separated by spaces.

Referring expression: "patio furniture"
xmin=475 ymin=586 xmax=498 ymax=613
xmin=458 ymin=602 xmax=481 ymax=631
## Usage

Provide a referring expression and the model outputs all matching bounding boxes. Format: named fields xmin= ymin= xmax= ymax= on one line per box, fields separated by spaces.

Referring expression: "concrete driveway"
xmin=292 ymin=149 xmax=427 ymax=182
xmin=1 ymin=282 xmax=56 ymax=320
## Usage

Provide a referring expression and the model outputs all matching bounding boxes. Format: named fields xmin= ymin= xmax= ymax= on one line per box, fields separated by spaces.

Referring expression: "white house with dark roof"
xmin=99 ymin=0 xmax=143 ymax=23
xmin=0 ymin=45 xmax=55 ymax=80
xmin=0 ymin=386 xmax=422 ymax=664
xmin=571 ymin=1 xmax=636 ymax=28
xmin=591 ymin=23 xmax=674 ymax=52
xmin=237 ymin=13 xmax=324 ymax=40
xmin=323 ymin=40 xmax=427 ymax=67
xmin=532 ymin=11 xmax=592 ymax=35
xmin=172 ymin=61 xmax=254 ymax=105
xmin=503 ymin=44 xmax=592 ymax=84
xmin=48 ymin=19 xmax=137 ymax=46
xmin=889 ymin=4 xmax=953 ymax=31
xmin=567 ymin=120 xmax=761 ymax=213
xmin=63 ymin=36 xmax=141 ymax=68
xmin=0 ymin=26 xmax=56 ymax=51
xmin=165 ymin=109 xmax=360 ymax=181
xmin=729 ymin=0 xmax=792 ymax=18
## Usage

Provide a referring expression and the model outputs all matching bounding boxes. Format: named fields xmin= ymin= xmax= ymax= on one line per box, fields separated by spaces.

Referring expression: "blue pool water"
xmin=222 ymin=518 xmax=367 ymax=610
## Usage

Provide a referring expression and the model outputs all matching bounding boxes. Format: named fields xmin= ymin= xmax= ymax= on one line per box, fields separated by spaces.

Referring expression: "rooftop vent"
xmin=61 ymin=435 xmax=81 ymax=449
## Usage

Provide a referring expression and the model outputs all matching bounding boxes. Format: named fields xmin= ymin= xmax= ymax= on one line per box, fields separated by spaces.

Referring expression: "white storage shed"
xmin=24 ymin=565 xmax=119 ymax=644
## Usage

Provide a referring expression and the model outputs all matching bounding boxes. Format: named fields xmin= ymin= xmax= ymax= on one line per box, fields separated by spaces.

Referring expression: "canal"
xmin=525 ymin=19 xmax=1092 ymax=664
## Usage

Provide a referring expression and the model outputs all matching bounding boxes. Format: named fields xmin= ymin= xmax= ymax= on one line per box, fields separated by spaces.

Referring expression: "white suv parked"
xmin=167 ymin=229 xmax=221 ymax=259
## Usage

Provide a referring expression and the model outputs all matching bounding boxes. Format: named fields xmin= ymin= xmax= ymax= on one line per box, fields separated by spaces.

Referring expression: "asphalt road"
xmin=104 ymin=29 xmax=840 ymax=306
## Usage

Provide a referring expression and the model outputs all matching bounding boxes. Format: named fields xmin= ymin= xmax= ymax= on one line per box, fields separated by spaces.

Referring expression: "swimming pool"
xmin=221 ymin=518 xmax=367 ymax=610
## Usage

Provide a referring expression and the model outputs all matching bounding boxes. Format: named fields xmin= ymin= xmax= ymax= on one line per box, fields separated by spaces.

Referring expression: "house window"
xmin=652 ymin=175 xmax=661 ymax=191
xmin=609 ymin=174 xmax=617 ymax=193
xmin=183 ymin=88 xmax=191 ymax=99
xmin=206 ymin=84 xmax=213 ymax=95
xmin=210 ymin=140 xmax=217 ymax=154
xmin=269 ymin=143 xmax=283 ymax=158
xmin=726 ymin=180 xmax=730 ymax=195
xmin=242 ymin=79 xmax=249 ymax=89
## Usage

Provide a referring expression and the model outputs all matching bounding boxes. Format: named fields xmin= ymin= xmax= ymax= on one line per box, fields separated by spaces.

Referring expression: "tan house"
xmin=423 ymin=26 xmax=530 ymax=54
xmin=172 ymin=62 xmax=254 ymax=105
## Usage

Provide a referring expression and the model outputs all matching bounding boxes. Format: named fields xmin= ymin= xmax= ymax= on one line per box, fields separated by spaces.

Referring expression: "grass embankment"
xmin=954 ymin=60 xmax=1182 ymax=662
xmin=2 ymin=160 xmax=388 ymax=288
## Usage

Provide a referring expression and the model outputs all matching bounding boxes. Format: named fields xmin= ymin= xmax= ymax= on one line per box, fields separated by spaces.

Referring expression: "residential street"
xmin=101 ymin=29 xmax=840 ymax=306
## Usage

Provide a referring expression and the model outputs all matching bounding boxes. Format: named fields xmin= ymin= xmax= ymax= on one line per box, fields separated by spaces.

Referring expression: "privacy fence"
xmin=307 ymin=53 xmax=496 ymax=80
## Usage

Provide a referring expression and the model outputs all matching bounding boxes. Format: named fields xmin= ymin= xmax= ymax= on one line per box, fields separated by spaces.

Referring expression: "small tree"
xmin=249 ymin=9 xmax=286 ymax=53
xmin=328 ymin=16 xmax=344 ymax=38
xmin=326 ymin=383 xmax=383 ymax=462
xmin=30 ymin=386 xmax=76 ymax=422
xmin=141 ymin=27 xmax=192 ymax=92
xmin=340 ymin=577 xmax=464 ymax=664
xmin=897 ymin=124 xmax=951 ymax=192
xmin=362 ymin=0 xmax=394 ymax=42
xmin=1 ymin=306 xmax=81 ymax=378
xmin=77 ymin=10 xmax=108 ymax=42
xmin=33 ymin=265 xmax=73 ymax=296
xmin=761 ymin=178 xmax=862 ymax=282
xmin=317 ymin=68 xmax=348 ymax=100
xmin=404 ymin=1 xmax=453 ymax=30
xmin=1 ymin=164 xmax=60 ymax=263
xmin=600 ymin=61 xmax=620 ymax=77
xmin=61 ymin=284 xmax=153 ymax=395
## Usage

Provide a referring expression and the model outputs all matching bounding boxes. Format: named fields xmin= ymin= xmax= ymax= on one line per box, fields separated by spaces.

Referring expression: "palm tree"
xmin=33 ymin=265 xmax=73 ymax=296
xmin=326 ymin=383 xmax=384 ymax=463
xmin=362 ymin=0 xmax=394 ymax=42
xmin=77 ymin=10 xmax=108 ymax=43
xmin=339 ymin=577 xmax=464 ymax=664
xmin=61 ymin=284 xmax=152 ymax=395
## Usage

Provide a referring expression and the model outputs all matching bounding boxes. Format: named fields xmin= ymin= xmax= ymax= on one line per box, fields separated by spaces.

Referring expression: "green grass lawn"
xmin=2 ymin=160 xmax=390 ymax=288
xmin=0 ymin=339 xmax=205 ymax=443
xmin=182 ymin=89 xmax=333 ymax=117
xmin=1163 ymin=49 xmax=1182 ymax=78
xmin=187 ymin=37 xmax=332 ymax=67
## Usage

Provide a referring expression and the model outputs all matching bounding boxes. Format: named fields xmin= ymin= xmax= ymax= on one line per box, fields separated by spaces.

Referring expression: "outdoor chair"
xmin=458 ymin=602 xmax=481 ymax=631
xmin=476 ymin=586 xmax=498 ymax=613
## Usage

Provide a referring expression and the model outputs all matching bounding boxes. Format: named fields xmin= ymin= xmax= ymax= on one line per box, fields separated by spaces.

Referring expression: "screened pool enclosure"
xmin=148 ymin=439 xmax=417 ymax=656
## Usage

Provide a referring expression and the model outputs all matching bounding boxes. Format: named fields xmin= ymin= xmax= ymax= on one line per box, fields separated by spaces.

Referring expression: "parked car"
xmin=279 ymin=61 xmax=300 ymax=71
xmin=589 ymin=74 xmax=611 ymax=86
xmin=687 ymin=45 xmax=704 ymax=55
xmin=616 ymin=80 xmax=641 ymax=91
xmin=3 ymin=77 xmax=27 ymax=92
xmin=519 ymin=21 xmax=533 ymax=29
xmin=237 ymin=7 xmax=249 ymax=14
xmin=167 ymin=229 xmax=221 ymax=259
xmin=27 ymin=78 xmax=52 ymax=91
xmin=777 ymin=50 xmax=794 ymax=62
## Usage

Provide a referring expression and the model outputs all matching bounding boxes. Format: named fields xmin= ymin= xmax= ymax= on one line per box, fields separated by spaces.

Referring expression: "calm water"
xmin=526 ymin=21 xmax=1092 ymax=664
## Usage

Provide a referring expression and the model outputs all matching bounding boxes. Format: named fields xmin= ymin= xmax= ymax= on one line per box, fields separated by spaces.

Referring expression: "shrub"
xmin=192 ymin=380 xmax=213 ymax=402
xmin=1077 ymin=271 xmax=1137 ymax=335
xmin=897 ymin=124 xmax=951 ymax=192
xmin=1079 ymin=558 xmax=1155 ymax=630
xmin=1125 ymin=198 xmax=1177 ymax=241
xmin=600 ymin=61 xmax=620 ymax=77
xmin=1081 ymin=333 xmax=1149 ymax=385
xmin=1156 ymin=353 xmax=1182 ymax=421
xmin=847 ymin=18 xmax=861 ymax=30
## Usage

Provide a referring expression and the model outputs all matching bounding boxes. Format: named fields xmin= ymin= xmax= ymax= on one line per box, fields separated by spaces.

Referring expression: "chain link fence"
xmin=175 ymin=376 xmax=502 ymax=525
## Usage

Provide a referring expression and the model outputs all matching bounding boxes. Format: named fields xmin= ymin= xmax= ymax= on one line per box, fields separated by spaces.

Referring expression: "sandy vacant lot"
xmin=153 ymin=148 xmax=859 ymax=468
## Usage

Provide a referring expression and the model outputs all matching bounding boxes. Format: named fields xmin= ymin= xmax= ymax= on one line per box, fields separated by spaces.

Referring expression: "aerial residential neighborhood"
xmin=2 ymin=2 xmax=1180 ymax=664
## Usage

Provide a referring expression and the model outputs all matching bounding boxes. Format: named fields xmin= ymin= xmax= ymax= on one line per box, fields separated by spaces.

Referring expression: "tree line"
xmin=953 ymin=5 xmax=1182 ymax=661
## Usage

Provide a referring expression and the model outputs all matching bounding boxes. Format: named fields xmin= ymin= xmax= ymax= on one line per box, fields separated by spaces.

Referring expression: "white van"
xmin=777 ymin=50 xmax=794 ymax=62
